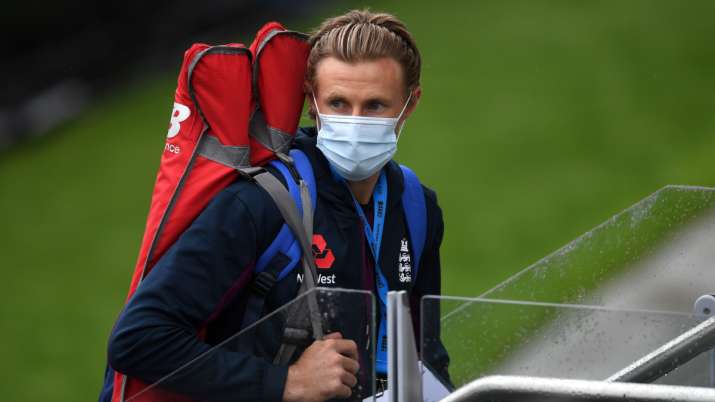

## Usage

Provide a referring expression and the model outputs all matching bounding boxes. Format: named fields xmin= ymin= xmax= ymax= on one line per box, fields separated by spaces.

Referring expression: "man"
xmin=108 ymin=9 xmax=446 ymax=402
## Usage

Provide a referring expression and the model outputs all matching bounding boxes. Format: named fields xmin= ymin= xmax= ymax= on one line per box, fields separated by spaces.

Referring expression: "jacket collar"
xmin=293 ymin=127 xmax=405 ymax=220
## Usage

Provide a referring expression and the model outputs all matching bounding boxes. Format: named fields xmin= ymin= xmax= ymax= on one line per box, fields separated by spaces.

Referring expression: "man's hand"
xmin=282 ymin=332 xmax=360 ymax=402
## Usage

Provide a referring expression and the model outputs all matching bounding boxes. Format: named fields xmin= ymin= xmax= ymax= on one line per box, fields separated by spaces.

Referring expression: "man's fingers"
xmin=339 ymin=355 xmax=360 ymax=374
xmin=334 ymin=384 xmax=353 ymax=399
xmin=323 ymin=331 xmax=343 ymax=340
xmin=331 ymin=339 xmax=358 ymax=360
xmin=340 ymin=370 xmax=358 ymax=388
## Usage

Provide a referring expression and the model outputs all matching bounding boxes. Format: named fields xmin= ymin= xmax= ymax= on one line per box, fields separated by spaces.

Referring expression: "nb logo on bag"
xmin=167 ymin=102 xmax=191 ymax=138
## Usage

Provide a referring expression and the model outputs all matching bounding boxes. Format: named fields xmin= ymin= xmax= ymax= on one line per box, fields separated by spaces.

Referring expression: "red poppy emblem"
xmin=312 ymin=233 xmax=335 ymax=269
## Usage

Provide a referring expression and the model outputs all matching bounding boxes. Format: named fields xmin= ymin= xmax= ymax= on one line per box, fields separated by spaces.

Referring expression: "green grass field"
xmin=1 ymin=0 xmax=715 ymax=400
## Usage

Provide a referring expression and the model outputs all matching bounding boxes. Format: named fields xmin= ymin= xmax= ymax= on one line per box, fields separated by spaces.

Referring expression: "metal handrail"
xmin=607 ymin=315 xmax=715 ymax=383
xmin=439 ymin=375 xmax=715 ymax=402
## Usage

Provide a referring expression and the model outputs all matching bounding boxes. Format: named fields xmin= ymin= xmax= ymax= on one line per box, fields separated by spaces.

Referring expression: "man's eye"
xmin=329 ymin=100 xmax=344 ymax=109
xmin=367 ymin=102 xmax=385 ymax=112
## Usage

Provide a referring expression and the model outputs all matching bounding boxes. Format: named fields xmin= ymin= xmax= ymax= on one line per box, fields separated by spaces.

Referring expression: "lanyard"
xmin=345 ymin=171 xmax=391 ymax=375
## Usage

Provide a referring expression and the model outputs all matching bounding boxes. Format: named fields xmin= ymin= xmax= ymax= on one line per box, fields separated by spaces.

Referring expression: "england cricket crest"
xmin=398 ymin=237 xmax=412 ymax=283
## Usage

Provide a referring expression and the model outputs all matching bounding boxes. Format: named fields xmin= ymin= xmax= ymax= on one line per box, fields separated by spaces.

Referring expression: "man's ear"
xmin=402 ymin=86 xmax=422 ymax=120
xmin=396 ymin=86 xmax=421 ymax=136
xmin=305 ymin=93 xmax=316 ymax=117
xmin=305 ymin=83 xmax=318 ymax=120
xmin=397 ymin=86 xmax=421 ymax=135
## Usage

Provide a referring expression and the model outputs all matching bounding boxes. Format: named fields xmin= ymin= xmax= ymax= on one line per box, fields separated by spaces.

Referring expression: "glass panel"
xmin=421 ymin=296 xmax=711 ymax=391
xmin=482 ymin=185 xmax=715 ymax=313
xmin=127 ymin=287 xmax=376 ymax=402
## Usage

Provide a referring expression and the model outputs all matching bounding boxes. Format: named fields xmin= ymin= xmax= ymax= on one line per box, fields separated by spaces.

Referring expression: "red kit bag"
xmin=106 ymin=22 xmax=309 ymax=402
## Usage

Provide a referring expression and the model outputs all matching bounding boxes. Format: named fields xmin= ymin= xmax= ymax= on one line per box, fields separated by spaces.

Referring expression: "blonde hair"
xmin=306 ymin=9 xmax=421 ymax=118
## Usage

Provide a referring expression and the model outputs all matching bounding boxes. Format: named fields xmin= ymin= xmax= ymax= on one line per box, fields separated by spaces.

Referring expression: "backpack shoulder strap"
xmin=239 ymin=150 xmax=317 ymax=334
xmin=287 ymin=149 xmax=317 ymax=218
xmin=258 ymin=149 xmax=316 ymax=278
xmin=254 ymin=149 xmax=325 ymax=363
xmin=400 ymin=165 xmax=428 ymax=280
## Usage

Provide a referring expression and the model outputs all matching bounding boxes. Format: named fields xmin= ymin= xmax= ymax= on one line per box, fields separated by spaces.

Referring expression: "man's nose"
xmin=349 ymin=106 xmax=367 ymax=117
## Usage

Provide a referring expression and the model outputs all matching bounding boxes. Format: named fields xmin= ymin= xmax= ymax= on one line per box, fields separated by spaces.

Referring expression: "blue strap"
xmin=240 ymin=150 xmax=316 ymax=335
xmin=345 ymin=171 xmax=390 ymax=374
xmin=400 ymin=165 xmax=427 ymax=279
xmin=332 ymin=164 xmax=428 ymax=375
xmin=291 ymin=149 xmax=317 ymax=212
xmin=255 ymin=149 xmax=316 ymax=280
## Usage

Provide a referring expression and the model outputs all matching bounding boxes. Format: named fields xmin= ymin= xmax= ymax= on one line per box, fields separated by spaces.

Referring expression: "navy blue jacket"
xmin=107 ymin=127 xmax=446 ymax=402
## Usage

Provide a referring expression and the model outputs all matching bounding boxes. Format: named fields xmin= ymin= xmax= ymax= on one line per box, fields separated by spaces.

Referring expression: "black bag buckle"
xmin=275 ymin=152 xmax=302 ymax=184
xmin=251 ymin=271 xmax=277 ymax=297
xmin=236 ymin=166 xmax=265 ymax=182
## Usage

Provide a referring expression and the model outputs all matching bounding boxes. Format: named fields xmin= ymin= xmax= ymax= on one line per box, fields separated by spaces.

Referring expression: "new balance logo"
xmin=167 ymin=102 xmax=190 ymax=138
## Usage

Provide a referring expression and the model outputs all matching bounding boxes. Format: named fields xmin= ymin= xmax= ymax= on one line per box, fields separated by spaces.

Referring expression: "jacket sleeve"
xmin=410 ymin=186 xmax=452 ymax=388
xmin=108 ymin=182 xmax=287 ymax=402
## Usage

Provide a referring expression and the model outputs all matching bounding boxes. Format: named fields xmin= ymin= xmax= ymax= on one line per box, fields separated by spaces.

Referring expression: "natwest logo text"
xmin=297 ymin=273 xmax=336 ymax=285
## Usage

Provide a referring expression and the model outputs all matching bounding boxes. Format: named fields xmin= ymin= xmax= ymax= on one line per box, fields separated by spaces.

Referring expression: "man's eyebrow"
xmin=324 ymin=92 xmax=347 ymax=100
xmin=323 ymin=93 xmax=392 ymax=105
xmin=364 ymin=96 xmax=391 ymax=105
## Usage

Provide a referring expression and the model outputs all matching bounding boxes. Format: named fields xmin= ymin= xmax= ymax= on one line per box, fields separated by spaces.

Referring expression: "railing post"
xmin=695 ymin=294 xmax=715 ymax=387
xmin=387 ymin=290 xmax=423 ymax=402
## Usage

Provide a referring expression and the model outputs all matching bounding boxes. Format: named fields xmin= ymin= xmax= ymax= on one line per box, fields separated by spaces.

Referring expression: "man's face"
xmin=312 ymin=56 xmax=421 ymax=130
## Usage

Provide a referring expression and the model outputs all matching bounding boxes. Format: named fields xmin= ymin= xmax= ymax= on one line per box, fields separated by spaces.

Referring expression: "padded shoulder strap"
xmin=252 ymin=160 xmax=323 ymax=342
xmin=400 ymin=165 xmax=428 ymax=280
xmin=255 ymin=149 xmax=316 ymax=279
xmin=239 ymin=150 xmax=318 ymax=339
xmin=255 ymin=150 xmax=324 ymax=364
xmin=289 ymin=149 xmax=317 ymax=213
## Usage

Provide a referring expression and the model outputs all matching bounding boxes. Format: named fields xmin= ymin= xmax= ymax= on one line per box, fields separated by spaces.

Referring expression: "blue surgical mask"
xmin=314 ymin=93 xmax=412 ymax=182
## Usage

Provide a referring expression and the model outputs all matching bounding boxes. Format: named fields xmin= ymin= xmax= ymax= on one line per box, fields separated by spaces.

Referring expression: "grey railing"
xmin=607 ymin=315 xmax=715 ymax=383
xmin=439 ymin=375 xmax=715 ymax=402
xmin=439 ymin=315 xmax=715 ymax=401
xmin=401 ymin=292 xmax=715 ymax=401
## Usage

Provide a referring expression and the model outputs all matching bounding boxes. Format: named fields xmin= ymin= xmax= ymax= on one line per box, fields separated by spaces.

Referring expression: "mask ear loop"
xmin=311 ymin=92 xmax=322 ymax=131
xmin=395 ymin=91 xmax=414 ymax=138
